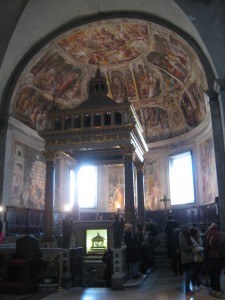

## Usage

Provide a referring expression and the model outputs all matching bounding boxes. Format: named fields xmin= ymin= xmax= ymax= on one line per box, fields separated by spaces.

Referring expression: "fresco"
xmin=144 ymin=157 xmax=164 ymax=210
xmin=199 ymin=137 xmax=218 ymax=204
xmin=11 ymin=141 xmax=46 ymax=209
xmin=107 ymin=164 xmax=125 ymax=212
xmin=11 ymin=18 xmax=208 ymax=143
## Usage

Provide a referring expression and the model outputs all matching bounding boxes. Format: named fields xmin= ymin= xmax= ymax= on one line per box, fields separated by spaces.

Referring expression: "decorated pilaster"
xmin=135 ymin=161 xmax=145 ymax=224
xmin=41 ymin=150 xmax=57 ymax=247
xmin=207 ymin=84 xmax=225 ymax=231
xmin=121 ymin=145 xmax=136 ymax=225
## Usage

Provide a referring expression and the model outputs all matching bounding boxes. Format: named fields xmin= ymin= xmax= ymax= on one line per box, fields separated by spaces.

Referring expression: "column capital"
xmin=134 ymin=160 xmax=145 ymax=171
xmin=120 ymin=144 xmax=135 ymax=158
xmin=42 ymin=150 xmax=56 ymax=161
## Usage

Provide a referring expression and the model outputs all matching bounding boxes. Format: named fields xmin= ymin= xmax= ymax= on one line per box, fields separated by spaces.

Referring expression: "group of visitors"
xmin=123 ymin=218 xmax=157 ymax=279
xmin=166 ymin=218 xmax=225 ymax=298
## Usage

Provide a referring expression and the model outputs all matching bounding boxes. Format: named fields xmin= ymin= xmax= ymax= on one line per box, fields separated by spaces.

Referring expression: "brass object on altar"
xmin=88 ymin=232 xmax=106 ymax=254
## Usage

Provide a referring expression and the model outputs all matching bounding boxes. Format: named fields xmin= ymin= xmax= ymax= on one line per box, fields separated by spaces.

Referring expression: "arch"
xmin=0 ymin=6 xmax=216 ymax=123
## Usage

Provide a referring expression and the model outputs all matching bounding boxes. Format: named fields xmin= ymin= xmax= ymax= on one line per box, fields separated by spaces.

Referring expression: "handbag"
xmin=192 ymin=245 xmax=204 ymax=253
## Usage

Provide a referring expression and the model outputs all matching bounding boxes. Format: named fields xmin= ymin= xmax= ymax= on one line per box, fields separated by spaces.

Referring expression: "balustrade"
xmin=41 ymin=108 xmax=133 ymax=132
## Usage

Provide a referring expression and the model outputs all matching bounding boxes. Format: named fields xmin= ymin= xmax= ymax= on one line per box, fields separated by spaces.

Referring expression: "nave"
xmin=41 ymin=267 xmax=225 ymax=300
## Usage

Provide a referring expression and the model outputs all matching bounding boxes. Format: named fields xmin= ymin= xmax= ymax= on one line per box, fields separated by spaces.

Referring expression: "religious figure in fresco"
xmin=36 ymin=109 xmax=47 ymax=131
xmin=140 ymin=107 xmax=170 ymax=142
xmin=107 ymin=165 xmax=125 ymax=212
xmin=11 ymin=142 xmax=46 ymax=210
xmin=145 ymin=158 xmax=163 ymax=211
xmin=125 ymin=69 xmax=136 ymax=102
xmin=200 ymin=138 xmax=218 ymax=204
xmin=12 ymin=163 xmax=24 ymax=203
xmin=181 ymin=93 xmax=198 ymax=127
xmin=145 ymin=177 xmax=163 ymax=211
xmin=12 ymin=18 xmax=207 ymax=144
xmin=112 ymin=184 xmax=124 ymax=211
xmin=57 ymin=21 xmax=149 ymax=65
xmin=188 ymin=83 xmax=206 ymax=122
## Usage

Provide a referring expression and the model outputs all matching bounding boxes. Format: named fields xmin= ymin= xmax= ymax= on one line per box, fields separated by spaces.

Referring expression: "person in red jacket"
xmin=205 ymin=223 xmax=225 ymax=298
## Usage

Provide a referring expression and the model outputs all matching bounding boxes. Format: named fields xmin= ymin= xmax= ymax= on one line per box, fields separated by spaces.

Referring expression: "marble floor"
xmin=41 ymin=267 xmax=225 ymax=300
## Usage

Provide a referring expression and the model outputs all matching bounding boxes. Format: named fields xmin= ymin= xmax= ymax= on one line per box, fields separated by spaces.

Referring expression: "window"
xmin=169 ymin=151 xmax=195 ymax=205
xmin=78 ymin=165 xmax=97 ymax=208
xmin=69 ymin=169 xmax=75 ymax=211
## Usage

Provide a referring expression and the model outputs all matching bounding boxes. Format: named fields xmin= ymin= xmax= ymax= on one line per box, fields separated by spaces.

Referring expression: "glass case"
xmin=86 ymin=229 xmax=108 ymax=255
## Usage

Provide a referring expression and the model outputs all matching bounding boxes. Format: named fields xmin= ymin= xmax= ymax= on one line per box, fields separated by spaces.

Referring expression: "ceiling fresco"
xmin=12 ymin=18 xmax=208 ymax=143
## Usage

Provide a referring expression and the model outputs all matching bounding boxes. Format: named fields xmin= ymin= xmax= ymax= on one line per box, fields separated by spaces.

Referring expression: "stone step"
xmin=154 ymin=252 xmax=171 ymax=267
xmin=123 ymin=268 xmax=153 ymax=289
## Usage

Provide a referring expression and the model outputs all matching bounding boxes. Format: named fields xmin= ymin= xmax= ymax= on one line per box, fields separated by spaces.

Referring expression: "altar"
xmin=72 ymin=220 xmax=114 ymax=256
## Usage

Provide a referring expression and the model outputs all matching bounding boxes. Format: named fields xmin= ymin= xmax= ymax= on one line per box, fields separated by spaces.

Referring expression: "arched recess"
xmin=1 ymin=11 xmax=216 ymax=121
xmin=0 ymin=7 xmax=222 ymax=235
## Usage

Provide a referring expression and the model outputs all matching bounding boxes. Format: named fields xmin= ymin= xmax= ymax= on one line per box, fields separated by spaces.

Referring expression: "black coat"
xmin=123 ymin=231 xmax=139 ymax=263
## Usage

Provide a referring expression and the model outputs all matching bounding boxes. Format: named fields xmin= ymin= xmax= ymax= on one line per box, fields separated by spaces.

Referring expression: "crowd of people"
xmin=165 ymin=217 xmax=225 ymax=298
xmin=123 ymin=218 xmax=158 ymax=279
xmin=116 ymin=216 xmax=225 ymax=298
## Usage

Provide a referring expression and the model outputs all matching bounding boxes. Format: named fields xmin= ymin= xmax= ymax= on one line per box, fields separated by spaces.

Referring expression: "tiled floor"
xmin=41 ymin=267 xmax=225 ymax=300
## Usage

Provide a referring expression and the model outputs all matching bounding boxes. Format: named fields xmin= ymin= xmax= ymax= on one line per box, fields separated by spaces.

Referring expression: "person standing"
xmin=170 ymin=228 xmax=183 ymax=276
xmin=123 ymin=223 xmax=140 ymax=279
xmin=190 ymin=226 xmax=205 ymax=292
xmin=205 ymin=223 xmax=225 ymax=298
xmin=179 ymin=225 xmax=195 ymax=297
xmin=165 ymin=215 xmax=178 ymax=258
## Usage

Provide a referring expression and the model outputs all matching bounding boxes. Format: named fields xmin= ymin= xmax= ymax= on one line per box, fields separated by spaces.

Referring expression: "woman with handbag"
xmin=190 ymin=227 xmax=205 ymax=292
xmin=179 ymin=225 xmax=195 ymax=297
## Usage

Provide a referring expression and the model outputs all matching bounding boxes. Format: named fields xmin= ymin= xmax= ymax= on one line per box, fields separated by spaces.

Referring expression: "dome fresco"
xmin=12 ymin=18 xmax=208 ymax=143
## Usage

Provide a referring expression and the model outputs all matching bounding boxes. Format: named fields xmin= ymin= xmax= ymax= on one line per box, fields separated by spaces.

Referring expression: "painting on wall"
xmin=144 ymin=157 xmax=163 ymax=210
xmin=140 ymin=107 xmax=171 ymax=143
xmin=11 ymin=141 xmax=46 ymax=209
xmin=107 ymin=164 xmax=125 ymax=212
xmin=199 ymin=137 xmax=218 ymax=204
xmin=11 ymin=18 xmax=208 ymax=144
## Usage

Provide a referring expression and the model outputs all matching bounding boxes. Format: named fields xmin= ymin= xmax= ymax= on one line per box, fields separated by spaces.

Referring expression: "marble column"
xmin=41 ymin=150 xmax=56 ymax=247
xmin=135 ymin=161 xmax=145 ymax=224
xmin=216 ymin=80 xmax=225 ymax=142
xmin=121 ymin=145 xmax=136 ymax=225
xmin=0 ymin=117 xmax=8 ymax=224
xmin=207 ymin=86 xmax=225 ymax=231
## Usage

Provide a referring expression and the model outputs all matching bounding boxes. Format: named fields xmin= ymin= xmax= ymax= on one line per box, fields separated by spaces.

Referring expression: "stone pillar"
xmin=135 ymin=161 xmax=145 ymax=224
xmin=0 ymin=118 xmax=7 ymax=210
xmin=216 ymin=80 xmax=225 ymax=138
xmin=41 ymin=150 xmax=57 ymax=247
xmin=207 ymin=87 xmax=225 ymax=231
xmin=0 ymin=117 xmax=8 ymax=231
xmin=121 ymin=145 xmax=136 ymax=225
xmin=111 ymin=246 xmax=127 ymax=290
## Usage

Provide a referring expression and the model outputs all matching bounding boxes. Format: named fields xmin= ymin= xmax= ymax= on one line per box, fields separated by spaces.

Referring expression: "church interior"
xmin=0 ymin=0 xmax=225 ymax=298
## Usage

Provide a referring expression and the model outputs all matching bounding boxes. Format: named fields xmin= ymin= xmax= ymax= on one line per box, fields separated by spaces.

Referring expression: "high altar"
xmin=0 ymin=68 xmax=148 ymax=292
xmin=38 ymin=67 xmax=148 ymax=248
